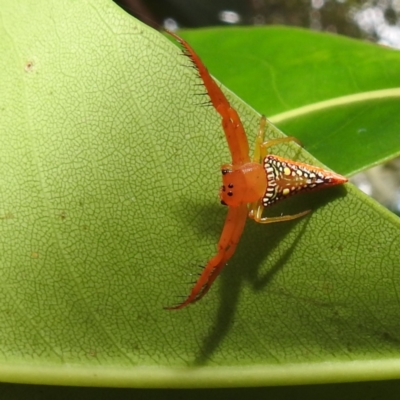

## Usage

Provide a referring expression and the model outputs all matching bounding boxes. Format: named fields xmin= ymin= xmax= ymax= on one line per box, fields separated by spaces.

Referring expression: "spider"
xmin=164 ymin=31 xmax=347 ymax=310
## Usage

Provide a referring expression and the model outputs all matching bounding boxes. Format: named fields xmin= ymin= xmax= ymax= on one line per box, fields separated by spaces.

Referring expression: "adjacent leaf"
xmin=0 ymin=0 xmax=399 ymax=389
xmin=179 ymin=28 xmax=400 ymax=174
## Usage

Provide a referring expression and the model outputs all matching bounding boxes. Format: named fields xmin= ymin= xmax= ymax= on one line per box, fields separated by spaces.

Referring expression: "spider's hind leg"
xmin=248 ymin=200 xmax=310 ymax=224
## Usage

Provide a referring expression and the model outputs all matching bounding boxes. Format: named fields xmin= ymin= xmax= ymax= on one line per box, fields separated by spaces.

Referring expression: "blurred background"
xmin=114 ymin=0 xmax=400 ymax=215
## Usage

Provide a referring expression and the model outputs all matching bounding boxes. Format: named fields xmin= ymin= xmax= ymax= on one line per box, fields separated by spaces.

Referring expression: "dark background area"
xmin=115 ymin=0 xmax=400 ymax=46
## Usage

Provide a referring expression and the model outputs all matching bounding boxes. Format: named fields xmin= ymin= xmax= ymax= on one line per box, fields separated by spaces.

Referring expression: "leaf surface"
xmin=0 ymin=0 xmax=399 ymax=389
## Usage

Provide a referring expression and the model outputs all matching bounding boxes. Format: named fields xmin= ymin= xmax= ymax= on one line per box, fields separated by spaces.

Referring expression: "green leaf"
xmin=179 ymin=28 xmax=400 ymax=175
xmin=0 ymin=0 xmax=400 ymax=390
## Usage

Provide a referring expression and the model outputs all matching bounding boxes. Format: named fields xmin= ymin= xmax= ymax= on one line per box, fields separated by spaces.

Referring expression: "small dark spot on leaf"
xmin=87 ymin=349 xmax=97 ymax=357
xmin=24 ymin=61 xmax=34 ymax=72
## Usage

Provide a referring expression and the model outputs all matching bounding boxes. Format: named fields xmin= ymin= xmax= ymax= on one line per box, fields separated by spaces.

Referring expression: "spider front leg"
xmin=165 ymin=204 xmax=248 ymax=310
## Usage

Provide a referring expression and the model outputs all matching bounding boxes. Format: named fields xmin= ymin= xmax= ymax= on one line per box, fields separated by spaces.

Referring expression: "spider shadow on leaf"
xmin=194 ymin=184 xmax=347 ymax=365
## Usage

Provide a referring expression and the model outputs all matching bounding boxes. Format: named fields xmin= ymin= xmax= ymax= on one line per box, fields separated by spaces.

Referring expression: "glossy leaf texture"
xmin=0 ymin=0 xmax=400 ymax=389
xmin=179 ymin=28 xmax=400 ymax=175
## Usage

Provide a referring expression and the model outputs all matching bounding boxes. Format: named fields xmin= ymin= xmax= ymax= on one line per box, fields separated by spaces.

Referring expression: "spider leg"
xmin=256 ymin=116 xmax=302 ymax=157
xmin=249 ymin=115 xmax=310 ymax=223
xmin=248 ymin=200 xmax=311 ymax=224
xmin=166 ymin=30 xmax=250 ymax=166
xmin=165 ymin=204 xmax=248 ymax=310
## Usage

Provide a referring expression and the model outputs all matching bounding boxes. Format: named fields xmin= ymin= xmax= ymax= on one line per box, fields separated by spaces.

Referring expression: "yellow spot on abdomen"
xmin=284 ymin=167 xmax=291 ymax=176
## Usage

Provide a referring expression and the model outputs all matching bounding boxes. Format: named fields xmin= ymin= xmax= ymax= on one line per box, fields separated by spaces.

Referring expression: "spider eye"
xmin=220 ymin=200 xmax=227 ymax=206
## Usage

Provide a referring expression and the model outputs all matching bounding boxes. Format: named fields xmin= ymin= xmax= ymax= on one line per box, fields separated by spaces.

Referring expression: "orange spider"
xmin=165 ymin=31 xmax=347 ymax=310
